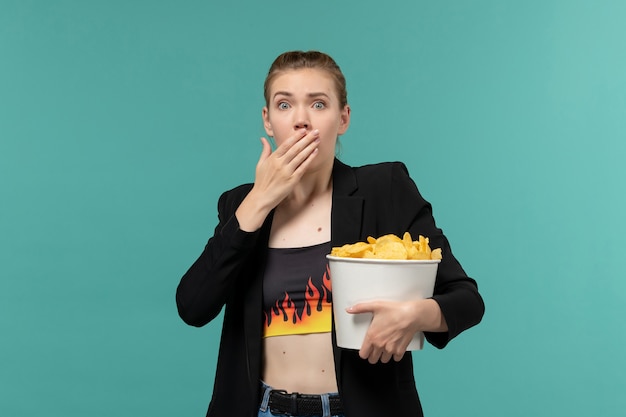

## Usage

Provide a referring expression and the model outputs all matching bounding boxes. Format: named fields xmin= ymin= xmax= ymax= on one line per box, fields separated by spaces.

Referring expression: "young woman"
xmin=176 ymin=50 xmax=484 ymax=417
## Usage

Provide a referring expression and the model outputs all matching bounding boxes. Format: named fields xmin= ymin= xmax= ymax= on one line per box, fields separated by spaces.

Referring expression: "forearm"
xmin=432 ymin=281 xmax=484 ymax=336
xmin=417 ymin=298 xmax=448 ymax=332
xmin=176 ymin=214 xmax=260 ymax=327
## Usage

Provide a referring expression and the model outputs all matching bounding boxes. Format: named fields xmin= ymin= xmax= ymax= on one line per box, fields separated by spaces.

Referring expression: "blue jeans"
xmin=258 ymin=382 xmax=345 ymax=417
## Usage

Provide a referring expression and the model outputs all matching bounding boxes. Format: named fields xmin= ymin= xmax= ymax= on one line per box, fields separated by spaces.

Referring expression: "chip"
xmin=330 ymin=232 xmax=442 ymax=260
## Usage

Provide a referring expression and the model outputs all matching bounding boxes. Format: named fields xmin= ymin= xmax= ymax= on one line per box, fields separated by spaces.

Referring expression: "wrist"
xmin=422 ymin=298 xmax=448 ymax=332
xmin=235 ymin=189 xmax=273 ymax=232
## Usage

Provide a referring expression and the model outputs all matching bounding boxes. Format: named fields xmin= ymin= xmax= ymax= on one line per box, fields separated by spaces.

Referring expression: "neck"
xmin=283 ymin=164 xmax=333 ymax=208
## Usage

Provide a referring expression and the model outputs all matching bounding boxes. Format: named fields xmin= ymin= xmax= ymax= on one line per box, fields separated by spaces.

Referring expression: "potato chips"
xmin=330 ymin=232 xmax=442 ymax=260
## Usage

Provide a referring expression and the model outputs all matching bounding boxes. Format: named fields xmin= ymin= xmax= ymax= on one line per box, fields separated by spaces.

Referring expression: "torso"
xmin=262 ymin=333 xmax=337 ymax=393
xmin=263 ymin=189 xmax=337 ymax=394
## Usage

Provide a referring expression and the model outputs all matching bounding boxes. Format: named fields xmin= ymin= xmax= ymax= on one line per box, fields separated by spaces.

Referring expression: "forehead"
xmin=268 ymin=68 xmax=338 ymax=99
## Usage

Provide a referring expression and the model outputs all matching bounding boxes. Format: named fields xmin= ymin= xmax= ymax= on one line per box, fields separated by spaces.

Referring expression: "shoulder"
xmin=336 ymin=160 xmax=413 ymax=190
xmin=352 ymin=161 xmax=410 ymax=181
xmin=223 ymin=182 xmax=254 ymax=197
xmin=216 ymin=183 xmax=254 ymax=214
xmin=333 ymin=160 xmax=425 ymax=212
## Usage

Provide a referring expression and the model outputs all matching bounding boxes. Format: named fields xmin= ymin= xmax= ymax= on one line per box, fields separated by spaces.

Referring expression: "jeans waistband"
xmin=259 ymin=381 xmax=344 ymax=417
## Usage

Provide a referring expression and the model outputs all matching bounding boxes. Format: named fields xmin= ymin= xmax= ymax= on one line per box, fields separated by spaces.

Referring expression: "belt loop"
xmin=321 ymin=393 xmax=331 ymax=417
xmin=290 ymin=392 xmax=298 ymax=415
xmin=259 ymin=382 xmax=272 ymax=412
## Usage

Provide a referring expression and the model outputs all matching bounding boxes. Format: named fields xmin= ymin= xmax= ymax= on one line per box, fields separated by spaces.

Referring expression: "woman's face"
xmin=263 ymin=68 xmax=350 ymax=168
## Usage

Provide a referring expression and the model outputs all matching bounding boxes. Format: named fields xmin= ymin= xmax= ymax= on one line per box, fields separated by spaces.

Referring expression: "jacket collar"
xmin=331 ymin=158 xmax=364 ymax=246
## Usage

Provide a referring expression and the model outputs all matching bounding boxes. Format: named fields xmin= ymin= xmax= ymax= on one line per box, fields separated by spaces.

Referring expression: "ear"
xmin=262 ymin=106 xmax=274 ymax=137
xmin=338 ymin=104 xmax=351 ymax=135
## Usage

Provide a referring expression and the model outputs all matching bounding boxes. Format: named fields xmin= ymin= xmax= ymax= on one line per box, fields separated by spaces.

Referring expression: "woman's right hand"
xmin=235 ymin=128 xmax=320 ymax=231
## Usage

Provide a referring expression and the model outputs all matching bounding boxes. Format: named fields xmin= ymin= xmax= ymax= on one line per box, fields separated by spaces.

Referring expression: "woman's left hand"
xmin=346 ymin=299 xmax=447 ymax=364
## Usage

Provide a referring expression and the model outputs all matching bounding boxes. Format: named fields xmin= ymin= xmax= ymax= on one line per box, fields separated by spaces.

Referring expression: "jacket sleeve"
xmin=175 ymin=186 xmax=262 ymax=327
xmin=388 ymin=162 xmax=485 ymax=348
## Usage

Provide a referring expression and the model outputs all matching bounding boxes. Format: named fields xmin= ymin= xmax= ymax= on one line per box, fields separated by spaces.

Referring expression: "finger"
xmin=393 ymin=352 xmax=405 ymax=362
xmin=257 ymin=137 xmax=272 ymax=164
xmin=380 ymin=351 xmax=393 ymax=364
xmin=359 ymin=338 xmax=372 ymax=361
xmin=360 ymin=335 xmax=384 ymax=364
xmin=367 ymin=348 xmax=382 ymax=365
xmin=289 ymin=140 xmax=320 ymax=175
xmin=281 ymin=129 xmax=319 ymax=160
xmin=346 ymin=301 xmax=378 ymax=315
xmin=283 ymin=131 xmax=320 ymax=170
xmin=273 ymin=129 xmax=308 ymax=156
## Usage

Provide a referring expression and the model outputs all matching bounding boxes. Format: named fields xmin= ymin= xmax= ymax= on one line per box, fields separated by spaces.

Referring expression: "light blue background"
xmin=1 ymin=1 xmax=625 ymax=416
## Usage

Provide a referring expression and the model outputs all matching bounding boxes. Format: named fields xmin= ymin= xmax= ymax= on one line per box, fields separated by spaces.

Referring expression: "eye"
xmin=277 ymin=102 xmax=290 ymax=110
xmin=313 ymin=101 xmax=326 ymax=109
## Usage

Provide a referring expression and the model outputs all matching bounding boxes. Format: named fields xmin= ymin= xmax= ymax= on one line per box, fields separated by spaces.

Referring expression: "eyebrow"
xmin=272 ymin=91 xmax=331 ymax=100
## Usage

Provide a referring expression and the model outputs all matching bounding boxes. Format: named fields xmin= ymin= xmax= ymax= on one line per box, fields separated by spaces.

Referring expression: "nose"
xmin=294 ymin=120 xmax=309 ymax=130
xmin=293 ymin=107 xmax=311 ymax=131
